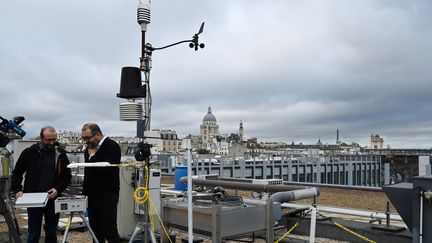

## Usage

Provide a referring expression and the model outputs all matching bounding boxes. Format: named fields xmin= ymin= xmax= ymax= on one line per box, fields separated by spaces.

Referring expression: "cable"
xmin=332 ymin=220 xmax=376 ymax=243
xmin=275 ymin=209 xmax=311 ymax=243
xmin=129 ymin=161 xmax=173 ymax=243
xmin=118 ymin=161 xmax=145 ymax=168
xmin=133 ymin=165 xmax=149 ymax=204
xmin=148 ymin=194 xmax=173 ymax=243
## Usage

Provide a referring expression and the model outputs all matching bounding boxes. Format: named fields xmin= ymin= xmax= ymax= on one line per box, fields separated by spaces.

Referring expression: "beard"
xmin=86 ymin=140 xmax=99 ymax=149
xmin=43 ymin=144 xmax=56 ymax=151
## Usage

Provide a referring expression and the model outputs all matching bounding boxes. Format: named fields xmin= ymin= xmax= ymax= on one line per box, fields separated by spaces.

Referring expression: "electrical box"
xmin=117 ymin=165 xmax=140 ymax=239
xmin=54 ymin=196 xmax=87 ymax=213
xmin=117 ymin=166 xmax=162 ymax=239
xmin=135 ymin=168 xmax=161 ymax=215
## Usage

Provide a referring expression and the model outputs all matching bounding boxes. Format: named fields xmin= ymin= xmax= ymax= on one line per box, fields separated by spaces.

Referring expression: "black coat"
xmin=82 ymin=137 xmax=120 ymax=195
xmin=11 ymin=143 xmax=72 ymax=195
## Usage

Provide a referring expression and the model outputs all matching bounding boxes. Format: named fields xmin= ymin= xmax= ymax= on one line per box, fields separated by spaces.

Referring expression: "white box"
xmin=54 ymin=196 xmax=87 ymax=213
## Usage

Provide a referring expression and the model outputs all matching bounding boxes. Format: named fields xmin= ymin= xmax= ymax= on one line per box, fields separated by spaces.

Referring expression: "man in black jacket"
xmin=11 ymin=126 xmax=72 ymax=243
xmin=81 ymin=123 xmax=120 ymax=243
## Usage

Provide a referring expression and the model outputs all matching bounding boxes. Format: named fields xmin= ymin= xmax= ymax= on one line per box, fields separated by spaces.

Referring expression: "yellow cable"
xmin=148 ymin=194 xmax=174 ymax=243
xmin=148 ymin=197 xmax=156 ymax=235
xmin=133 ymin=186 xmax=149 ymax=204
xmin=117 ymin=162 xmax=145 ymax=168
xmin=333 ymin=221 xmax=376 ymax=243
xmin=133 ymin=165 xmax=150 ymax=204
xmin=275 ymin=222 xmax=300 ymax=243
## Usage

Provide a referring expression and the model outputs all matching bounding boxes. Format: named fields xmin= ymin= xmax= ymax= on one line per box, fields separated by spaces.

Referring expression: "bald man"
xmin=11 ymin=126 xmax=71 ymax=243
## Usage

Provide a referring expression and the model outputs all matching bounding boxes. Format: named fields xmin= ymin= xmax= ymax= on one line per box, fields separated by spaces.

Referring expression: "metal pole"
xmin=386 ymin=201 xmax=390 ymax=227
xmin=420 ymin=192 xmax=423 ymax=243
xmin=187 ymin=149 xmax=194 ymax=242
xmin=309 ymin=207 xmax=317 ymax=243
xmin=143 ymin=167 xmax=149 ymax=243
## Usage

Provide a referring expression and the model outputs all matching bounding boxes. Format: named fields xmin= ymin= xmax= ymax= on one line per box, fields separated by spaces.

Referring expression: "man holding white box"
xmin=11 ymin=126 xmax=72 ymax=243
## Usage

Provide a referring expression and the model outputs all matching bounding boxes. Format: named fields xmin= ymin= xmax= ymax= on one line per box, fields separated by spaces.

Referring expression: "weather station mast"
xmin=116 ymin=2 xmax=205 ymax=243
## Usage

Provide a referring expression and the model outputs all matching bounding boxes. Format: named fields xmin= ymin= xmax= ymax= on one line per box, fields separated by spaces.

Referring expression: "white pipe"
xmin=67 ymin=162 xmax=111 ymax=168
xmin=270 ymin=188 xmax=319 ymax=202
xmin=420 ymin=192 xmax=423 ymax=243
xmin=282 ymin=203 xmax=403 ymax=221
xmin=309 ymin=207 xmax=316 ymax=243
xmin=187 ymin=149 xmax=194 ymax=243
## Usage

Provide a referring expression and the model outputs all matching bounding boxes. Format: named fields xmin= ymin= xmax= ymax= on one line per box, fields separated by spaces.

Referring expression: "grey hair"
xmin=81 ymin=123 xmax=102 ymax=136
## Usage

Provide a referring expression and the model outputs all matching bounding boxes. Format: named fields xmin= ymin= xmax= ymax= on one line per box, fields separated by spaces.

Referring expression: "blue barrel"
xmin=174 ymin=166 xmax=187 ymax=190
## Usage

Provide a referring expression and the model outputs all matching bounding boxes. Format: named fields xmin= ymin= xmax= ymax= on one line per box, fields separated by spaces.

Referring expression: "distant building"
xmin=200 ymin=106 xmax=219 ymax=145
xmin=229 ymin=143 xmax=248 ymax=157
xmin=370 ymin=134 xmax=384 ymax=149
xmin=336 ymin=129 xmax=340 ymax=145
xmin=185 ymin=134 xmax=202 ymax=150
xmin=239 ymin=120 xmax=244 ymax=142
xmin=215 ymin=136 xmax=229 ymax=155
xmin=160 ymin=129 xmax=179 ymax=153
xmin=182 ymin=106 xmax=247 ymax=155
xmin=57 ymin=130 xmax=81 ymax=144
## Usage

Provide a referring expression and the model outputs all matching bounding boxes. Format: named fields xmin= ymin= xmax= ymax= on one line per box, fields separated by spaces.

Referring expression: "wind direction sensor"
xmin=190 ymin=22 xmax=205 ymax=51
xmin=147 ymin=22 xmax=206 ymax=52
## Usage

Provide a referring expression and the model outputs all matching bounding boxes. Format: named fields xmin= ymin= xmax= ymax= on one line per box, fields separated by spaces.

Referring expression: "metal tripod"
xmin=128 ymin=162 xmax=156 ymax=243
xmin=128 ymin=218 xmax=157 ymax=243
xmin=0 ymin=175 xmax=21 ymax=243
xmin=61 ymin=211 xmax=99 ymax=243
xmin=0 ymin=193 xmax=21 ymax=243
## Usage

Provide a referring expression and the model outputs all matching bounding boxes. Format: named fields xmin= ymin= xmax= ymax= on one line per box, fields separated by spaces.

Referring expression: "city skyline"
xmin=1 ymin=1 xmax=431 ymax=148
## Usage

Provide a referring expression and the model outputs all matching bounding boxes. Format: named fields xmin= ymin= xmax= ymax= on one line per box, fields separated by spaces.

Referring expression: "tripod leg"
xmin=0 ymin=198 xmax=21 ymax=243
xmin=129 ymin=222 xmax=142 ymax=243
xmin=7 ymin=196 xmax=21 ymax=235
xmin=79 ymin=213 xmax=99 ymax=243
xmin=61 ymin=212 xmax=73 ymax=243
xmin=147 ymin=225 xmax=157 ymax=243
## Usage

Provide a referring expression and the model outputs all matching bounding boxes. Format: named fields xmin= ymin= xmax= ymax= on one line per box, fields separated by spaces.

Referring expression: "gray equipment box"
xmin=55 ymin=196 xmax=87 ymax=213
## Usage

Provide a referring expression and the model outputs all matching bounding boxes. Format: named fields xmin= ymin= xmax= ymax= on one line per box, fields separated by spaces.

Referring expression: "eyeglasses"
xmin=81 ymin=134 xmax=95 ymax=141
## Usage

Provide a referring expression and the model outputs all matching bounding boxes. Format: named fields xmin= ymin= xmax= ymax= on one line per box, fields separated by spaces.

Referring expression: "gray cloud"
xmin=1 ymin=0 xmax=431 ymax=149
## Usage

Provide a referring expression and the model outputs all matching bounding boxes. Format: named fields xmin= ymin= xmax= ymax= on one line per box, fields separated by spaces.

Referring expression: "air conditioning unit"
xmin=251 ymin=179 xmax=283 ymax=200
xmin=252 ymin=179 xmax=283 ymax=186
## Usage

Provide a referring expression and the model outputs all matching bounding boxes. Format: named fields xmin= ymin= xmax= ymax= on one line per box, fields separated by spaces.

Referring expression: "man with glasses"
xmin=11 ymin=126 xmax=72 ymax=243
xmin=81 ymin=123 xmax=121 ymax=243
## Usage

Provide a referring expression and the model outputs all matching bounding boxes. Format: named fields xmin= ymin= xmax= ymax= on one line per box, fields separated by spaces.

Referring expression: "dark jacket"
xmin=82 ymin=137 xmax=120 ymax=195
xmin=11 ymin=143 xmax=72 ymax=196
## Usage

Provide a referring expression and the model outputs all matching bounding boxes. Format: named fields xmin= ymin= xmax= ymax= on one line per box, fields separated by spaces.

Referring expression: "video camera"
xmin=0 ymin=116 xmax=26 ymax=147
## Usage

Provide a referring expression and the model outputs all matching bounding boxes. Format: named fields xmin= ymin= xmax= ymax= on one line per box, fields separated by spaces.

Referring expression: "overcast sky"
xmin=1 ymin=0 xmax=431 ymax=148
